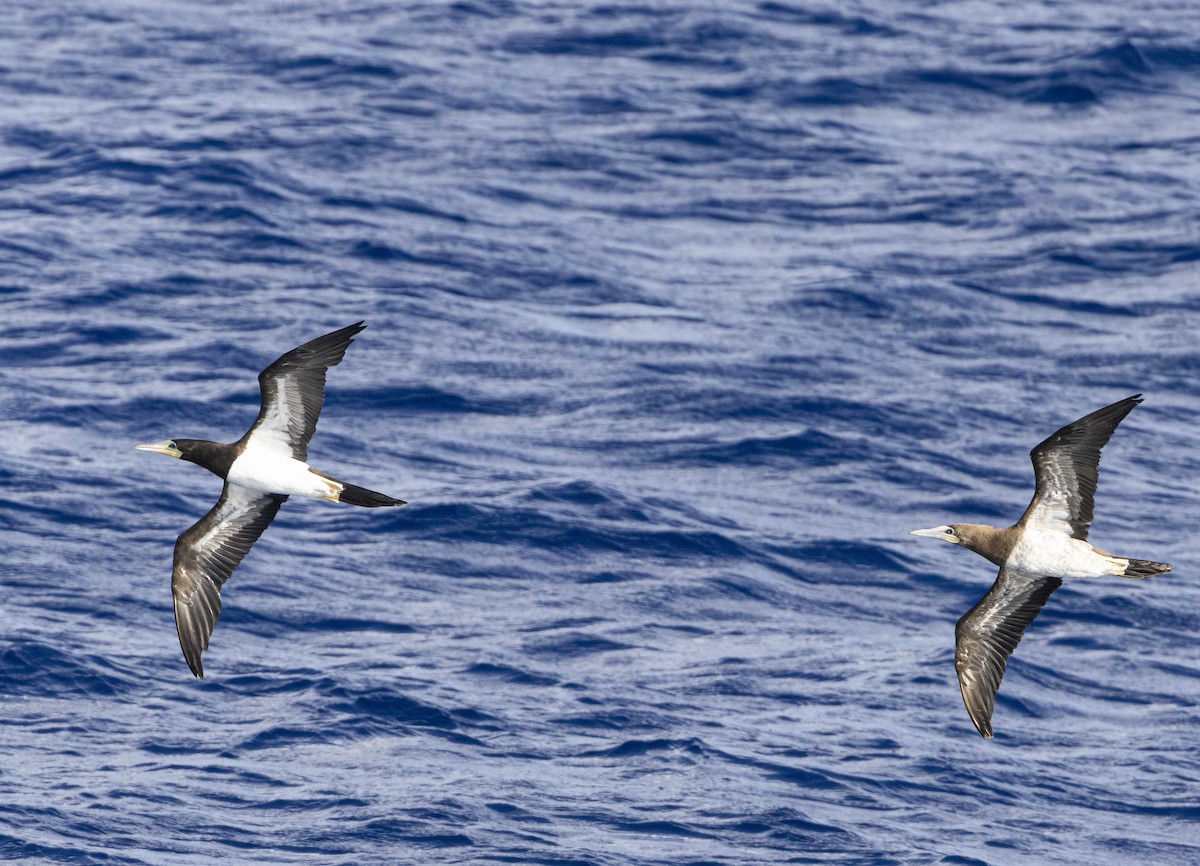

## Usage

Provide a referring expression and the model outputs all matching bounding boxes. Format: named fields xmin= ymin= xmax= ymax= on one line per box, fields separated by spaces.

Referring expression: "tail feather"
xmin=1123 ymin=558 xmax=1172 ymax=579
xmin=338 ymin=482 xmax=406 ymax=508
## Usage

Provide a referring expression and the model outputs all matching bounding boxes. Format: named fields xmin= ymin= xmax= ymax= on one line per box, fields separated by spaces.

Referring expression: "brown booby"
xmin=136 ymin=322 xmax=406 ymax=678
xmin=910 ymin=394 xmax=1171 ymax=738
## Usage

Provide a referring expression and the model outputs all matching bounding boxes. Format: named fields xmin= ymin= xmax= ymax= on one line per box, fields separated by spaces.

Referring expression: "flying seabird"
xmin=909 ymin=394 xmax=1171 ymax=738
xmin=136 ymin=322 xmax=405 ymax=678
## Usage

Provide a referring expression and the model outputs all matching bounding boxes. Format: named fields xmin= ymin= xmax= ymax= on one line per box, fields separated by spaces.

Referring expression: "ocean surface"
xmin=3 ymin=1 xmax=1200 ymax=863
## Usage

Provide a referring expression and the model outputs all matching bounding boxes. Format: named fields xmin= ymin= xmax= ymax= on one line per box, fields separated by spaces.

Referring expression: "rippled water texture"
xmin=3 ymin=1 xmax=1200 ymax=864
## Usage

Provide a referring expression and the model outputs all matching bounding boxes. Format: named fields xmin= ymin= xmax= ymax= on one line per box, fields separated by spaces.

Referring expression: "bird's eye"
xmin=944 ymin=528 xmax=954 ymax=534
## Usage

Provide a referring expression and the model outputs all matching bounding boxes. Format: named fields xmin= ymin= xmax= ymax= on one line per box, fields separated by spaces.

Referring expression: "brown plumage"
xmin=137 ymin=323 xmax=406 ymax=678
xmin=911 ymin=395 xmax=1172 ymax=738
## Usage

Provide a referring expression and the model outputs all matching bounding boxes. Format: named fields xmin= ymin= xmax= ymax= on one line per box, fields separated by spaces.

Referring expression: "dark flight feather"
xmin=172 ymin=484 xmax=287 ymax=677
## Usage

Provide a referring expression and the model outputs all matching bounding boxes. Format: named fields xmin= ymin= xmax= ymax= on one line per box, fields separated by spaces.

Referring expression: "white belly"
xmin=1008 ymin=528 xmax=1123 ymax=578
xmin=227 ymin=447 xmax=337 ymax=498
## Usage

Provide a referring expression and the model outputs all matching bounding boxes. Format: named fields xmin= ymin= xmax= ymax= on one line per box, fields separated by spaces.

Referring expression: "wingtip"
xmin=966 ymin=711 xmax=993 ymax=738
xmin=967 ymin=711 xmax=993 ymax=739
xmin=331 ymin=321 xmax=367 ymax=342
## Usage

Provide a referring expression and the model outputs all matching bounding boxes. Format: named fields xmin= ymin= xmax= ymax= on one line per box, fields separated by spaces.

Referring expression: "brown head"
xmin=134 ymin=438 xmax=236 ymax=480
xmin=909 ymin=523 xmax=1017 ymax=567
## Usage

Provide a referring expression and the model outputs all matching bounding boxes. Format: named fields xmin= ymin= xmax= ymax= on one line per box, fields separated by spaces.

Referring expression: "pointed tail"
xmin=1123 ymin=558 xmax=1172 ymax=579
xmin=338 ymin=482 xmax=407 ymax=508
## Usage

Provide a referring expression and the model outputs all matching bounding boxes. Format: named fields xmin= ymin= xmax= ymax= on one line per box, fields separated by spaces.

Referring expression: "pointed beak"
xmin=135 ymin=440 xmax=182 ymax=458
xmin=909 ymin=525 xmax=953 ymax=539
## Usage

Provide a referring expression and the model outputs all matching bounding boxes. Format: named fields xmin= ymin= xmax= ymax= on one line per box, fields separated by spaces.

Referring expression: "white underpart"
xmin=227 ymin=445 xmax=339 ymax=499
xmin=1007 ymin=526 xmax=1126 ymax=579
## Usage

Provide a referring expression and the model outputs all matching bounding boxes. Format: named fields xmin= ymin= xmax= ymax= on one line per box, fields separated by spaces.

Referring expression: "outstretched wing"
xmin=1018 ymin=394 xmax=1141 ymax=540
xmin=172 ymin=483 xmax=287 ymax=677
xmin=242 ymin=321 xmax=365 ymax=461
xmin=954 ymin=568 xmax=1062 ymax=738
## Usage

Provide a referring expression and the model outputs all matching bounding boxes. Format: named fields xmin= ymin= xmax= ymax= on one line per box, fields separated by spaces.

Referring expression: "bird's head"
xmin=135 ymin=439 xmax=184 ymax=459
xmin=909 ymin=524 xmax=961 ymax=545
xmin=134 ymin=438 xmax=209 ymax=461
xmin=136 ymin=438 xmax=229 ymax=479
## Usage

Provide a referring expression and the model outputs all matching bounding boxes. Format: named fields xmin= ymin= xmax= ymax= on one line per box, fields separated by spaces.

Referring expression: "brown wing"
xmin=954 ymin=568 xmax=1062 ymax=738
xmin=1018 ymin=394 xmax=1141 ymax=540
xmin=172 ymin=483 xmax=287 ymax=677
xmin=242 ymin=322 xmax=365 ymax=461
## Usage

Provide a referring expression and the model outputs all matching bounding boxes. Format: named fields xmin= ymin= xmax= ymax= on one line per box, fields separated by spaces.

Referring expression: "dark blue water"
xmin=3 ymin=1 xmax=1200 ymax=863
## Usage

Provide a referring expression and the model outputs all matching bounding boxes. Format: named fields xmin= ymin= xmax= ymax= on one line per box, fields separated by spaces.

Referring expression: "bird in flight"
xmin=910 ymin=395 xmax=1171 ymax=738
xmin=137 ymin=322 xmax=405 ymax=677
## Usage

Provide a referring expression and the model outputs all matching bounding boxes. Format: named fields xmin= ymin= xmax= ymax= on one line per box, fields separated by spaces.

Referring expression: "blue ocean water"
xmin=3 ymin=0 xmax=1200 ymax=863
